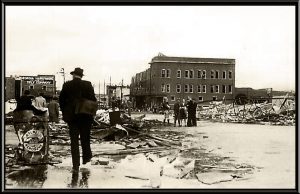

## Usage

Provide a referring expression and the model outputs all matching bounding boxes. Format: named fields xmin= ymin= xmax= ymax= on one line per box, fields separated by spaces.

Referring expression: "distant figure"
xmin=47 ymin=96 xmax=60 ymax=125
xmin=127 ymin=100 xmax=132 ymax=116
xmin=179 ymin=99 xmax=187 ymax=127
xmin=14 ymin=90 xmax=46 ymax=115
xmin=173 ymin=99 xmax=181 ymax=127
xmin=59 ymin=67 xmax=97 ymax=171
xmin=187 ymin=98 xmax=197 ymax=127
xmin=162 ymin=98 xmax=170 ymax=125
xmin=34 ymin=92 xmax=47 ymax=110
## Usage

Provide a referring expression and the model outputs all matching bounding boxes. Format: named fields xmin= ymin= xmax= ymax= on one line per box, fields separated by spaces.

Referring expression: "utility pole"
xmin=121 ymin=78 xmax=123 ymax=101
xmin=59 ymin=68 xmax=65 ymax=83
xmin=98 ymin=80 xmax=100 ymax=102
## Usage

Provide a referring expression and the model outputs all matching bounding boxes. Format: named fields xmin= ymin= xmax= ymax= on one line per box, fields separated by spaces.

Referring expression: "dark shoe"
xmin=83 ymin=156 xmax=92 ymax=164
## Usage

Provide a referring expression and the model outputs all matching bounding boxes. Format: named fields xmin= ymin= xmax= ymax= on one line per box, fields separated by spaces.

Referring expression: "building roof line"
xmin=149 ymin=60 xmax=234 ymax=65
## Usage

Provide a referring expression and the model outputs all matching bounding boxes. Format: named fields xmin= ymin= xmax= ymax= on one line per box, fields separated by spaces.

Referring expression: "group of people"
xmin=162 ymin=97 xmax=198 ymax=127
xmin=14 ymin=90 xmax=60 ymax=125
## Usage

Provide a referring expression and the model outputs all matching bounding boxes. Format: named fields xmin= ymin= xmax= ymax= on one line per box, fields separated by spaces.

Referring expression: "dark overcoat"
xmin=59 ymin=78 xmax=97 ymax=122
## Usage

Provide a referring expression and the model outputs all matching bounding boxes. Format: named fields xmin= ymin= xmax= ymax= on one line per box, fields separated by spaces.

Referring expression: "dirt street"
xmin=5 ymin=114 xmax=295 ymax=189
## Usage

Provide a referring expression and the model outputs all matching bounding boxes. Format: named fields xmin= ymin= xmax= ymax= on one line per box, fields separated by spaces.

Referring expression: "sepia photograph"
xmin=2 ymin=3 xmax=297 ymax=190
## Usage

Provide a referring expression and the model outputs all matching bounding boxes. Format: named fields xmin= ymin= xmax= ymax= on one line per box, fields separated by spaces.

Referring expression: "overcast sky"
xmin=6 ymin=6 xmax=295 ymax=93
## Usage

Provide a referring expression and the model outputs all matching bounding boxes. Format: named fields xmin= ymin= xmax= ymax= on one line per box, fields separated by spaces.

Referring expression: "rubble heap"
xmin=198 ymin=97 xmax=295 ymax=126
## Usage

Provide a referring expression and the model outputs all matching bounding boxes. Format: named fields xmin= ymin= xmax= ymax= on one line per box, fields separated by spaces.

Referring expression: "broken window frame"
xmin=197 ymin=85 xmax=201 ymax=93
xmin=202 ymin=85 xmax=206 ymax=93
xmin=189 ymin=84 xmax=193 ymax=93
xmin=166 ymin=84 xmax=170 ymax=93
xmin=161 ymin=84 xmax=165 ymax=92
xmin=177 ymin=70 xmax=181 ymax=78
xmin=161 ymin=69 xmax=166 ymax=78
xmin=211 ymin=70 xmax=215 ymax=79
xmin=176 ymin=84 xmax=181 ymax=93
xmin=184 ymin=84 xmax=189 ymax=93
xmin=189 ymin=70 xmax=194 ymax=79
xmin=185 ymin=70 xmax=189 ymax=78
xmin=222 ymin=71 xmax=226 ymax=79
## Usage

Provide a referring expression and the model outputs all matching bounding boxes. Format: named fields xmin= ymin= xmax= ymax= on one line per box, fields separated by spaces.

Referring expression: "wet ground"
xmin=4 ymin=114 xmax=295 ymax=189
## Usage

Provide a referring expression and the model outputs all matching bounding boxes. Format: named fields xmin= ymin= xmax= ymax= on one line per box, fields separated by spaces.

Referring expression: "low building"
xmin=19 ymin=75 xmax=56 ymax=101
xmin=130 ymin=54 xmax=236 ymax=108
xmin=107 ymin=85 xmax=130 ymax=106
xmin=235 ymin=87 xmax=273 ymax=103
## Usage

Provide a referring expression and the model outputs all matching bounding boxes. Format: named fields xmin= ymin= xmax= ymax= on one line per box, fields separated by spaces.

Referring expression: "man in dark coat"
xmin=173 ymin=98 xmax=181 ymax=127
xmin=59 ymin=67 xmax=97 ymax=171
xmin=187 ymin=98 xmax=197 ymax=127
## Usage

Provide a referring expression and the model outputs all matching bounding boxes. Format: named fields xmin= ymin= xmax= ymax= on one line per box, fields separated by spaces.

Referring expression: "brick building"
xmin=20 ymin=75 xmax=56 ymax=100
xmin=131 ymin=54 xmax=235 ymax=108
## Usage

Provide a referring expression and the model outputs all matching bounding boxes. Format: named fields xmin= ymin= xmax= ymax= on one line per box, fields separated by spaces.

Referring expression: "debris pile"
xmin=198 ymin=97 xmax=295 ymax=126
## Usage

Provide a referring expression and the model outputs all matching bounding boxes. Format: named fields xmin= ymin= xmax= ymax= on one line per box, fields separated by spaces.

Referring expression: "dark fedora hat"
xmin=70 ymin=67 xmax=84 ymax=77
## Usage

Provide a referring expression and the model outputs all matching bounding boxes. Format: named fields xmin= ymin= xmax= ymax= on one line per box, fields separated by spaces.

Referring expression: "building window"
xmin=185 ymin=70 xmax=189 ymax=78
xmin=189 ymin=70 xmax=194 ymax=79
xmin=202 ymin=85 xmax=206 ymax=93
xmin=202 ymin=70 xmax=206 ymax=79
xmin=29 ymin=85 xmax=34 ymax=89
xmin=211 ymin=70 xmax=215 ymax=79
xmin=161 ymin=69 xmax=166 ymax=78
xmin=184 ymin=84 xmax=189 ymax=93
xmin=176 ymin=84 xmax=181 ymax=93
xmin=161 ymin=84 xmax=165 ymax=92
xmin=210 ymin=85 xmax=214 ymax=93
xmin=229 ymin=71 xmax=232 ymax=79
xmin=222 ymin=85 xmax=226 ymax=93
xmin=166 ymin=84 xmax=170 ymax=93
xmin=222 ymin=71 xmax=226 ymax=79
xmin=197 ymin=70 xmax=202 ymax=78
xmin=166 ymin=69 xmax=171 ymax=78
xmin=215 ymin=70 xmax=219 ymax=79
xmin=198 ymin=96 xmax=203 ymax=102
xmin=212 ymin=96 xmax=217 ymax=101
xmin=42 ymin=86 xmax=47 ymax=90
xmin=189 ymin=84 xmax=193 ymax=93
xmin=177 ymin=70 xmax=181 ymax=78
xmin=215 ymin=85 xmax=219 ymax=93
xmin=197 ymin=85 xmax=201 ymax=93
xmin=171 ymin=96 xmax=175 ymax=101
xmin=228 ymin=85 xmax=232 ymax=93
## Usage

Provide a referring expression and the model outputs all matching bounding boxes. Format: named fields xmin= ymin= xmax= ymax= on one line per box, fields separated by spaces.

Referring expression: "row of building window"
xmin=170 ymin=95 xmax=220 ymax=102
xmin=28 ymin=85 xmax=47 ymax=90
xmin=161 ymin=84 xmax=233 ymax=94
xmin=161 ymin=69 xmax=233 ymax=79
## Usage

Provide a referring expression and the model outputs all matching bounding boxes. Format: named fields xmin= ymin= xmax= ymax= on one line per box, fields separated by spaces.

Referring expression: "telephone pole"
xmin=99 ymin=80 xmax=100 ymax=102
xmin=121 ymin=78 xmax=123 ymax=100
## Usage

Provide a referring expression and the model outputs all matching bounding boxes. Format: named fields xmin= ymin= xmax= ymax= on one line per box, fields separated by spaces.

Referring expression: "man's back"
xmin=59 ymin=78 xmax=96 ymax=122
xmin=35 ymin=96 xmax=46 ymax=108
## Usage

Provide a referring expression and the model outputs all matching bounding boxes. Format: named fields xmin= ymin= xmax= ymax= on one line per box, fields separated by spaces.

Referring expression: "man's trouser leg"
xmin=78 ymin=118 xmax=92 ymax=163
xmin=79 ymin=124 xmax=92 ymax=163
xmin=187 ymin=116 xmax=192 ymax=127
xmin=68 ymin=124 xmax=80 ymax=168
xmin=192 ymin=116 xmax=197 ymax=126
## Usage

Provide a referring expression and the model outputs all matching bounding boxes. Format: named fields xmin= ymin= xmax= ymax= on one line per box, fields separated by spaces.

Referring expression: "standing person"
xmin=34 ymin=92 xmax=47 ymax=110
xmin=162 ymin=97 xmax=170 ymax=125
xmin=173 ymin=99 xmax=181 ymax=127
xmin=59 ymin=67 xmax=97 ymax=171
xmin=187 ymin=98 xmax=197 ymax=127
xmin=127 ymin=100 xmax=132 ymax=116
xmin=179 ymin=99 xmax=187 ymax=127
xmin=47 ymin=96 xmax=60 ymax=126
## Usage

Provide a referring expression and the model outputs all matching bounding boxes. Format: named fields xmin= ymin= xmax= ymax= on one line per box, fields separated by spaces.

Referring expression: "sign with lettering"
xmin=21 ymin=76 xmax=55 ymax=85
xmin=23 ymin=129 xmax=44 ymax=152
